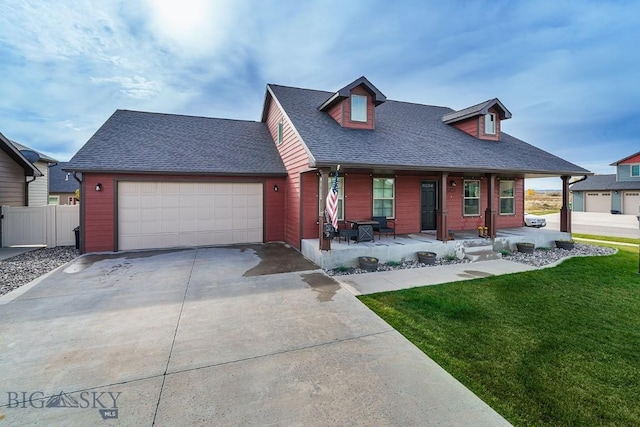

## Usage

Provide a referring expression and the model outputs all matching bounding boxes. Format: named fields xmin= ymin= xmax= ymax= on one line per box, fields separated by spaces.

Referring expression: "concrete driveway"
xmin=0 ymin=244 xmax=509 ymax=426
xmin=544 ymin=211 xmax=639 ymax=239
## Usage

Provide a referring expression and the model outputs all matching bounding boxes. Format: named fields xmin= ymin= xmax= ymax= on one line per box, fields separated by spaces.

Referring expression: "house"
xmin=65 ymin=76 xmax=590 ymax=254
xmin=0 ymin=131 xmax=44 ymax=207
xmin=49 ymin=162 xmax=80 ymax=205
xmin=570 ymin=151 xmax=640 ymax=214
xmin=9 ymin=140 xmax=58 ymax=206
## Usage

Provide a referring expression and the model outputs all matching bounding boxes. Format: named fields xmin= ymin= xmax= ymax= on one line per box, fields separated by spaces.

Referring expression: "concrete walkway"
xmin=338 ymin=259 xmax=538 ymax=295
xmin=0 ymin=245 xmax=510 ymax=426
xmin=0 ymin=246 xmax=42 ymax=261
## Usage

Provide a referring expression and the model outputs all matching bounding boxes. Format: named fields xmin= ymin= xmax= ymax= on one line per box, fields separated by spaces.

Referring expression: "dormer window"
xmin=351 ymin=95 xmax=367 ymax=122
xmin=485 ymin=113 xmax=496 ymax=135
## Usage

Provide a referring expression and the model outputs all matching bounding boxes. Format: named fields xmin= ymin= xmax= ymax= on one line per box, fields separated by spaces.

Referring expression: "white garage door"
xmin=584 ymin=192 xmax=611 ymax=213
xmin=623 ymin=192 xmax=640 ymax=214
xmin=118 ymin=182 xmax=263 ymax=251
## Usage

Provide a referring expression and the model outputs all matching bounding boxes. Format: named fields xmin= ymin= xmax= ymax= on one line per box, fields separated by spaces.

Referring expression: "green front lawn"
xmin=359 ymin=245 xmax=640 ymax=426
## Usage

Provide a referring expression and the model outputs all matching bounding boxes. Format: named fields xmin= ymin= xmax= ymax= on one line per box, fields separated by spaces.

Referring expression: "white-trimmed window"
xmin=48 ymin=195 xmax=60 ymax=205
xmin=373 ymin=178 xmax=394 ymax=217
xmin=277 ymin=121 xmax=283 ymax=145
xmin=351 ymin=95 xmax=367 ymax=122
xmin=464 ymin=180 xmax=481 ymax=216
xmin=485 ymin=113 xmax=496 ymax=135
xmin=320 ymin=176 xmax=344 ymax=220
xmin=499 ymin=180 xmax=515 ymax=215
xmin=631 ymin=164 xmax=640 ymax=177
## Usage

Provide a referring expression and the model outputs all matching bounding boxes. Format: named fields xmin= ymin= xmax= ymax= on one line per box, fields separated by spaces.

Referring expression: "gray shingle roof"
xmin=65 ymin=110 xmax=286 ymax=175
xmin=49 ymin=162 xmax=80 ymax=193
xmin=10 ymin=140 xmax=58 ymax=163
xmin=0 ymin=131 xmax=42 ymax=176
xmin=268 ymin=84 xmax=589 ymax=176
xmin=441 ymin=98 xmax=512 ymax=123
xmin=610 ymin=151 xmax=640 ymax=166
xmin=570 ymin=174 xmax=640 ymax=191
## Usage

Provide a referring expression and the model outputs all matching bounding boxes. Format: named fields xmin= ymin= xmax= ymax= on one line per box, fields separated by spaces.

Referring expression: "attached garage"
xmin=118 ymin=181 xmax=263 ymax=251
xmin=623 ymin=192 xmax=640 ymax=215
xmin=584 ymin=192 xmax=611 ymax=213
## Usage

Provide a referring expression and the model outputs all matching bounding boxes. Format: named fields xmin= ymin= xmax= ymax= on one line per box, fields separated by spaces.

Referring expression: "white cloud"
xmin=91 ymin=75 xmax=162 ymax=99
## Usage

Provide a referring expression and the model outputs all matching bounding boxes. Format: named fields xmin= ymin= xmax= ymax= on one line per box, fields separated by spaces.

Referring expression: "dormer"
xmin=318 ymin=76 xmax=386 ymax=130
xmin=442 ymin=98 xmax=512 ymax=141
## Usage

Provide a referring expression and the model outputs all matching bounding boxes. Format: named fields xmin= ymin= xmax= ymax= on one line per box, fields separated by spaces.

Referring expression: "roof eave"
xmin=61 ymin=167 xmax=288 ymax=177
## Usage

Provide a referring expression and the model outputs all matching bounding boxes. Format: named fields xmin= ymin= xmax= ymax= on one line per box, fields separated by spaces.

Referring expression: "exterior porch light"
xmin=95 ymin=183 xmax=102 ymax=192
xmin=273 ymin=184 xmax=279 ymax=192
xmin=450 ymin=180 xmax=457 ymax=187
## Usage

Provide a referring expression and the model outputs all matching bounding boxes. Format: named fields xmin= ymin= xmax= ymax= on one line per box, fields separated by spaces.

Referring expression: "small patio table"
xmin=345 ymin=220 xmax=378 ymax=242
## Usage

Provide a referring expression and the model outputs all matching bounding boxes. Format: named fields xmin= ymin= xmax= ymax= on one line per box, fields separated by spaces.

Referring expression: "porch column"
xmin=485 ymin=173 xmax=497 ymax=238
xmin=436 ymin=172 xmax=449 ymax=241
xmin=560 ymin=175 xmax=571 ymax=233
xmin=318 ymin=168 xmax=331 ymax=250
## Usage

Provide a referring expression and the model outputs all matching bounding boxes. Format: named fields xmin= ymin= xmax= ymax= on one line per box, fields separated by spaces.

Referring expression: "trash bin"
xmin=73 ymin=226 xmax=80 ymax=250
xmin=637 ymin=215 xmax=640 ymax=230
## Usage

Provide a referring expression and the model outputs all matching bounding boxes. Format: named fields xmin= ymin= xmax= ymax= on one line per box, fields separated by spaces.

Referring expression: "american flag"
xmin=326 ymin=170 xmax=340 ymax=230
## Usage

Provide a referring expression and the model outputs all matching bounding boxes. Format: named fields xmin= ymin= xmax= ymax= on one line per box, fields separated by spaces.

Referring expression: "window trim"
xmin=631 ymin=164 xmax=640 ymax=177
xmin=463 ymin=179 xmax=481 ymax=217
xmin=499 ymin=180 xmax=515 ymax=215
xmin=484 ymin=113 xmax=496 ymax=135
xmin=350 ymin=94 xmax=367 ymax=122
xmin=277 ymin=120 xmax=283 ymax=145
xmin=48 ymin=195 xmax=60 ymax=205
xmin=372 ymin=177 xmax=395 ymax=218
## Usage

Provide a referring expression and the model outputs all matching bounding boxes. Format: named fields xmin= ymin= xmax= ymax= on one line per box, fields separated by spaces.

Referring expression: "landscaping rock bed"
xmin=326 ymin=243 xmax=616 ymax=276
xmin=0 ymin=247 xmax=79 ymax=297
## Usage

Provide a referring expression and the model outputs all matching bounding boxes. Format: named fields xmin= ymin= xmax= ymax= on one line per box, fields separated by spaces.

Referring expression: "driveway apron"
xmin=0 ymin=245 xmax=510 ymax=426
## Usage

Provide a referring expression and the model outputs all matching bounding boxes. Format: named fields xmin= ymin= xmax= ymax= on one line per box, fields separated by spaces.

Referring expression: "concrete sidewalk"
xmin=338 ymin=259 xmax=538 ymax=295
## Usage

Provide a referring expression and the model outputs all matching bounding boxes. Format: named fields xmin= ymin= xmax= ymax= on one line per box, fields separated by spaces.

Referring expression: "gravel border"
xmin=0 ymin=247 xmax=79 ymax=297
xmin=326 ymin=242 xmax=616 ymax=276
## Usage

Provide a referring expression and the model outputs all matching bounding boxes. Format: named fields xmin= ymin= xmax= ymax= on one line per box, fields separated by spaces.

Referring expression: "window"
xmin=499 ymin=180 xmax=515 ymax=215
xmin=373 ymin=178 xmax=394 ymax=217
xmin=320 ymin=176 xmax=344 ymax=220
xmin=464 ymin=180 xmax=481 ymax=216
xmin=351 ymin=95 xmax=367 ymax=122
xmin=48 ymin=195 xmax=60 ymax=205
xmin=485 ymin=113 xmax=496 ymax=135
xmin=277 ymin=121 xmax=283 ymax=145
xmin=631 ymin=164 xmax=640 ymax=177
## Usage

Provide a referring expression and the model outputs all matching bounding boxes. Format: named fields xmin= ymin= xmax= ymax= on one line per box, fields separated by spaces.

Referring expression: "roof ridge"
xmin=116 ymin=109 xmax=261 ymax=124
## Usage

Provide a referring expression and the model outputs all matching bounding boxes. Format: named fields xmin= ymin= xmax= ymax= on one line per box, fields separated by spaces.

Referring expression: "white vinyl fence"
xmin=1 ymin=205 xmax=80 ymax=247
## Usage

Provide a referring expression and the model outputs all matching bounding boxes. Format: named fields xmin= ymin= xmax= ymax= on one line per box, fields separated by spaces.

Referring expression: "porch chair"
xmin=336 ymin=222 xmax=358 ymax=245
xmin=372 ymin=216 xmax=395 ymax=240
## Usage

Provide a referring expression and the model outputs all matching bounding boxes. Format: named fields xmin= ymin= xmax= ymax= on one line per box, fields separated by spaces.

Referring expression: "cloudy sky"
xmin=1 ymin=0 xmax=638 ymax=189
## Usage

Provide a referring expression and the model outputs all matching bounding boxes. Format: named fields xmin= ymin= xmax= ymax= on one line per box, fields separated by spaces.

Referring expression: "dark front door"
xmin=421 ymin=181 xmax=437 ymax=230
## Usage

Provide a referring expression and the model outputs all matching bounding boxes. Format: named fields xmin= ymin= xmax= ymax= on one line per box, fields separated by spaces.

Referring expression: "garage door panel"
xmin=118 ymin=182 xmax=263 ymax=251
xmin=624 ymin=192 xmax=640 ymax=214
xmin=585 ymin=192 xmax=611 ymax=213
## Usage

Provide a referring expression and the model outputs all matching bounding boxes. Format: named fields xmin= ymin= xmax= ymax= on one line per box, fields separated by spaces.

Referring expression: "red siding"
xmin=82 ymin=173 xmax=285 ymax=253
xmin=452 ymin=118 xmax=478 ymax=137
xmin=327 ymin=102 xmax=343 ymax=126
xmin=265 ymin=95 xmax=312 ymax=249
xmin=619 ymin=153 xmax=640 ymax=164
xmin=342 ymin=86 xmax=375 ymax=130
xmin=83 ymin=173 xmax=115 ymax=253
xmin=301 ymin=172 xmax=319 ymax=239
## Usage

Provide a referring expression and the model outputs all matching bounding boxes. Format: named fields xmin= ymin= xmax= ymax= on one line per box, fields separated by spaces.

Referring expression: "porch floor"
xmin=301 ymin=227 xmax=571 ymax=270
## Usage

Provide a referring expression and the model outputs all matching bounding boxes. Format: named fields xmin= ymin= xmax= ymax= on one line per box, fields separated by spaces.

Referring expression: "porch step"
xmin=463 ymin=244 xmax=494 ymax=254
xmin=465 ymin=250 xmax=502 ymax=262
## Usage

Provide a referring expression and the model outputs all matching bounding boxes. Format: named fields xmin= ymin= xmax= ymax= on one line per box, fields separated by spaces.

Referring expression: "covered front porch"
xmin=302 ymin=226 xmax=571 ymax=270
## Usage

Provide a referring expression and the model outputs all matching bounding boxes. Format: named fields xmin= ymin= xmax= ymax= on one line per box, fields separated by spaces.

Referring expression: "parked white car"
xmin=524 ymin=212 xmax=547 ymax=228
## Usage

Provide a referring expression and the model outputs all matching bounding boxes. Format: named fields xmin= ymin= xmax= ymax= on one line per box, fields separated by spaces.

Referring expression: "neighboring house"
xmin=570 ymin=151 xmax=640 ymax=214
xmin=49 ymin=162 xmax=80 ymax=205
xmin=10 ymin=141 xmax=57 ymax=206
xmin=65 ymin=76 xmax=589 ymax=254
xmin=0 ymin=131 xmax=43 ymax=206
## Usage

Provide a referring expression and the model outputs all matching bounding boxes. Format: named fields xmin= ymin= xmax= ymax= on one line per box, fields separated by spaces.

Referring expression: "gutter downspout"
xmin=570 ymin=175 xmax=588 ymax=186
xmin=25 ymin=176 xmax=37 ymax=206
xmin=72 ymin=172 xmax=84 ymax=253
